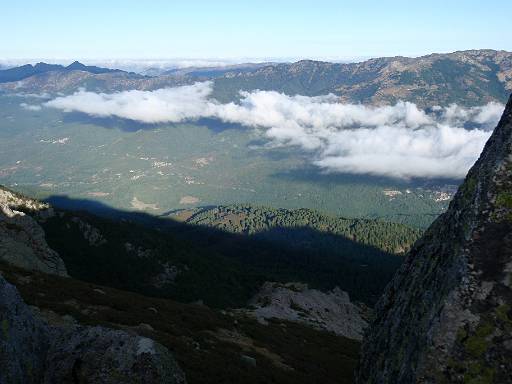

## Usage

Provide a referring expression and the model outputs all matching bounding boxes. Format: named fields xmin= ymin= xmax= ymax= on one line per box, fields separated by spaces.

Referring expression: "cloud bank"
xmin=44 ymin=82 xmax=503 ymax=179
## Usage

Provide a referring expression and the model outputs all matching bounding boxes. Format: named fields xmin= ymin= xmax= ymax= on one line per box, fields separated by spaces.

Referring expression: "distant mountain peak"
xmin=34 ymin=62 xmax=62 ymax=70
xmin=66 ymin=60 xmax=87 ymax=70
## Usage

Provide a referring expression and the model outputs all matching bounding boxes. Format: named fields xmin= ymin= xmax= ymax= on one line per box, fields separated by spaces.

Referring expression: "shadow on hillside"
xmin=270 ymin=167 xmax=463 ymax=188
xmin=62 ymin=112 xmax=159 ymax=132
xmin=270 ymin=167 xmax=405 ymax=186
xmin=44 ymin=194 xmax=403 ymax=306
xmin=195 ymin=118 xmax=246 ymax=133
xmin=62 ymin=112 xmax=247 ymax=133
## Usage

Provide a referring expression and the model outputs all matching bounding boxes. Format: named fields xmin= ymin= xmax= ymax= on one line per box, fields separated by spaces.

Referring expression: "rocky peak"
xmin=33 ymin=62 xmax=62 ymax=72
xmin=66 ymin=60 xmax=87 ymax=70
xmin=356 ymin=94 xmax=512 ymax=383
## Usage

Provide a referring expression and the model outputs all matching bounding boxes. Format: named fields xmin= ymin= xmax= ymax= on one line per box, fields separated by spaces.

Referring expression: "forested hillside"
xmin=171 ymin=204 xmax=422 ymax=254
xmin=32 ymin=200 xmax=421 ymax=307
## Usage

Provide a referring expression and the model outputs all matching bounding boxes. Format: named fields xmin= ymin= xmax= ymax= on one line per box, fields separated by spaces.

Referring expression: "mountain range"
xmin=0 ymin=61 xmax=123 ymax=83
xmin=1 ymin=50 xmax=511 ymax=107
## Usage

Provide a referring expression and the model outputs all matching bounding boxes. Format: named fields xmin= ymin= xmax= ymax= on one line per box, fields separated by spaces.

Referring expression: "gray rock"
xmin=0 ymin=274 xmax=50 ymax=384
xmin=44 ymin=326 xmax=186 ymax=384
xmin=357 ymin=95 xmax=512 ymax=383
xmin=70 ymin=216 xmax=107 ymax=246
xmin=152 ymin=262 xmax=180 ymax=288
xmin=243 ymin=281 xmax=368 ymax=340
xmin=0 ymin=187 xmax=67 ymax=276
xmin=0 ymin=274 xmax=186 ymax=384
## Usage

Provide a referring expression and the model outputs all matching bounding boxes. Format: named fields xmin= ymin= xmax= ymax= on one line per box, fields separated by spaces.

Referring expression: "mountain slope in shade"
xmin=356 ymin=94 xmax=512 ymax=383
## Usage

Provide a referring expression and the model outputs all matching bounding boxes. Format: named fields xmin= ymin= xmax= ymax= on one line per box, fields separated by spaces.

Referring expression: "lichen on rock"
xmin=356 ymin=95 xmax=512 ymax=383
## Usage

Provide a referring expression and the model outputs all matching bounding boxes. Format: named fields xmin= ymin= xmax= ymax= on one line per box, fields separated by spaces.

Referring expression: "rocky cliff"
xmin=356 ymin=95 xmax=512 ymax=383
xmin=0 ymin=187 xmax=67 ymax=276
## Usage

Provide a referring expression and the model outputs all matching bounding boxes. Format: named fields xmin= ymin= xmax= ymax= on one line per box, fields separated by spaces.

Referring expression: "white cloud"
xmin=314 ymin=125 xmax=489 ymax=178
xmin=20 ymin=103 xmax=42 ymax=111
xmin=14 ymin=92 xmax=52 ymax=99
xmin=45 ymin=83 xmax=214 ymax=123
xmin=471 ymin=102 xmax=505 ymax=127
xmin=439 ymin=102 xmax=504 ymax=130
xmin=44 ymin=83 xmax=504 ymax=179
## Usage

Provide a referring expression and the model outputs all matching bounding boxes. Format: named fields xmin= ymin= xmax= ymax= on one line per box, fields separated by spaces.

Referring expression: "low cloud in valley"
xmin=44 ymin=82 xmax=503 ymax=179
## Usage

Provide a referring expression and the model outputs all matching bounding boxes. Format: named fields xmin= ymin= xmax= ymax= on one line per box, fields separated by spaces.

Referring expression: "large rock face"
xmin=357 ymin=95 xmax=512 ymax=383
xmin=0 ymin=274 xmax=186 ymax=383
xmin=0 ymin=275 xmax=50 ymax=383
xmin=0 ymin=187 xmax=67 ymax=276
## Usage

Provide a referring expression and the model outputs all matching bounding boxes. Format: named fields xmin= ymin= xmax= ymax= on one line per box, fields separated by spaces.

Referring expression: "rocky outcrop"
xmin=0 ymin=186 xmax=186 ymax=383
xmin=0 ymin=187 xmax=67 ymax=276
xmin=0 ymin=274 xmax=50 ymax=383
xmin=244 ymin=282 xmax=369 ymax=340
xmin=43 ymin=326 xmax=185 ymax=384
xmin=356 ymin=95 xmax=512 ymax=383
xmin=0 ymin=273 xmax=186 ymax=383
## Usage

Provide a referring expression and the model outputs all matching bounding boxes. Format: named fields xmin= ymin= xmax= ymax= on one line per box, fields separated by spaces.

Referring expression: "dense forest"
xmin=172 ymin=204 xmax=423 ymax=255
xmin=38 ymin=203 xmax=423 ymax=308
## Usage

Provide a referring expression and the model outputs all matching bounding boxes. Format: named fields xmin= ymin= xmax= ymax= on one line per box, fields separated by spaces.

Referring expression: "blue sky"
xmin=2 ymin=0 xmax=511 ymax=60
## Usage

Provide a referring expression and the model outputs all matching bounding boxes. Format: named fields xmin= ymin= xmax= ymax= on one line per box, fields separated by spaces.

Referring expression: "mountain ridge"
xmin=1 ymin=49 xmax=511 ymax=108
xmin=212 ymin=49 xmax=512 ymax=107
xmin=0 ymin=61 xmax=123 ymax=84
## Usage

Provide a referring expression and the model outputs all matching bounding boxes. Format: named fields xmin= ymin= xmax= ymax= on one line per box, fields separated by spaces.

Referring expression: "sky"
xmin=1 ymin=0 xmax=511 ymax=61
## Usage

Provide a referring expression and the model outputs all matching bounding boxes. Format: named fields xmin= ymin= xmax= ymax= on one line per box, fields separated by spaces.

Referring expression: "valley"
xmin=0 ymin=92 xmax=455 ymax=229
xmin=1 ymin=47 xmax=511 ymax=384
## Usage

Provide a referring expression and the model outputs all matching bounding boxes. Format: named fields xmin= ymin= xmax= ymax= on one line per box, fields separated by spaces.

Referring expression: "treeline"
xmin=180 ymin=204 xmax=423 ymax=255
